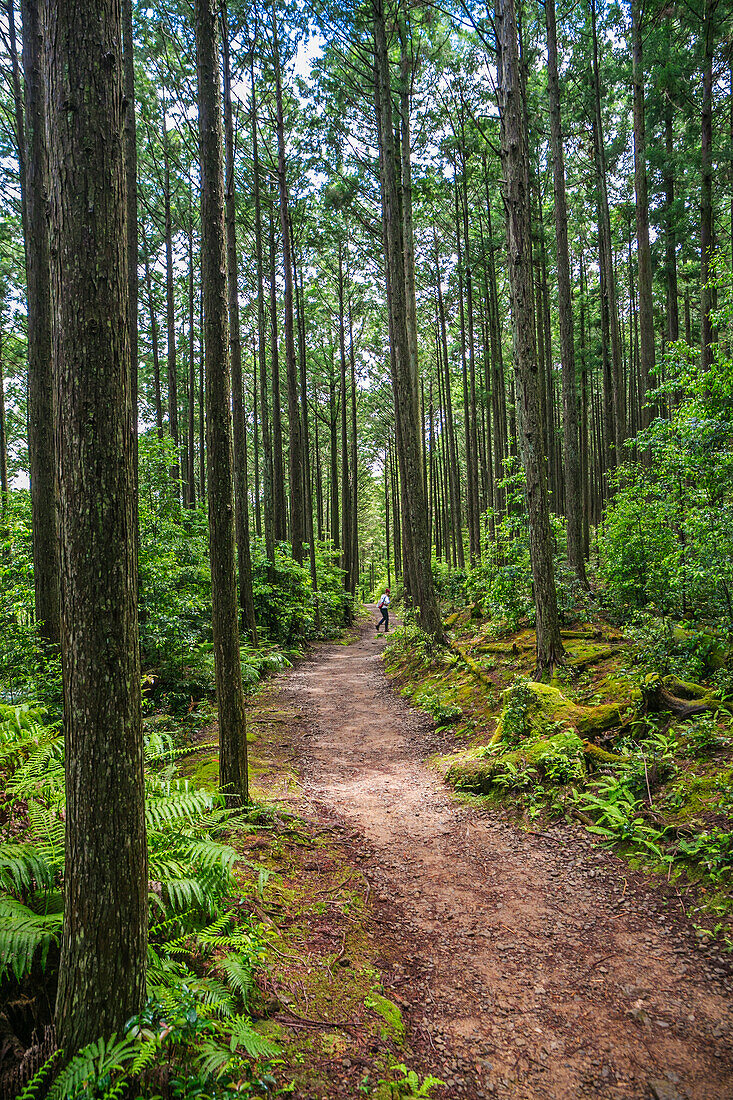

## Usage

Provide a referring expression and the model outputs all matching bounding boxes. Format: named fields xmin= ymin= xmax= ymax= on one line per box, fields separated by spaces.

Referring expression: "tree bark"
xmin=222 ymin=7 xmax=257 ymax=641
xmin=195 ymin=0 xmax=248 ymax=802
xmin=163 ymin=97 xmax=180 ymax=490
xmin=122 ymin=0 xmax=138 ymax=470
xmin=20 ymin=0 xmax=61 ymax=648
xmin=700 ymin=0 xmax=717 ymax=373
xmin=495 ymin=0 xmax=564 ymax=674
xmin=545 ymin=0 xmax=586 ymax=584
xmin=272 ymin=6 xmax=304 ymax=564
xmin=372 ymin=0 xmax=441 ymax=639
xmin=249 ymin=52 xmax=274 ymax=562
xmin=631 ymin=0 xmax=655 ymax=428
xmin=141 ymin=224 xmax=164 ymax=437
xmin=47 ymin=0 xmax=146 ymax=1049
xmin=269 ymin=210 xmax=287 ymax=543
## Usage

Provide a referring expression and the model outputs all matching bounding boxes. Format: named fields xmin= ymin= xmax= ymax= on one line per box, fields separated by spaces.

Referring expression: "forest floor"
xmin=233 ymin=610 xmax=733 ymax=1100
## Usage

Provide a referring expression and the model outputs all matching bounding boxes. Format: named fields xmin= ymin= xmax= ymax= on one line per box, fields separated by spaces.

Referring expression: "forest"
xmin=1 ymin=0 xmax=733 ymax=1095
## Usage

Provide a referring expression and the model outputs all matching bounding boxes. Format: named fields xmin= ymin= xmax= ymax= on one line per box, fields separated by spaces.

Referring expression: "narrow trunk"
xmin=20 ymin=0 xmax=61 ymax=647
xmin=250 ymin=53 xmax=274 ymax=560
xmin=163 ymin=99 xmax=180 ymax=487
xmin=122 ymin=0 xmax=138 ymax=468
xmin=142 ymin=226 xmax=165 ymax=437
xmin=272 ymin=7 xmax=304 ymax=564
xmin=664 ymin=108 xmax=680 ymax=344
xmin=631 ymin=0 xmax=655 ymax=427
xmin=269 ymin=210 xmax=287 ymax=543
xmin=187 ymin=211 xmax=197 ymax=507
xmin=496 ymin=0 xmax=564 ymax=674
xmin=222 ymin=8 xmax=257 ymax=640
xmin=195 ymin=0 xmax=248 ymax=801
xmin=700 ymin=0 xmax=716 ymax=373
xmin=545 ymin=0 xmax=586 ymax=583
xmin=372 ymin=0 xmax=441 ymax=638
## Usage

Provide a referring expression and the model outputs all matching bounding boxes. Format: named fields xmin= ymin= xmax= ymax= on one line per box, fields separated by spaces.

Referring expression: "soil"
xmin=264 ymin=611 xmax=733 ymax=1100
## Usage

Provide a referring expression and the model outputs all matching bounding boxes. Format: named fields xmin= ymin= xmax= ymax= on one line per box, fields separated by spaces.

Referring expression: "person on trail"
xmin=376 ymin=588 xmax=390 ymax=633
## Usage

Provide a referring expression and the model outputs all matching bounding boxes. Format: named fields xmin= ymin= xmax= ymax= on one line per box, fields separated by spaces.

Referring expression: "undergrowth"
xmin=0 ymin=701 xmax=283 ymax=1098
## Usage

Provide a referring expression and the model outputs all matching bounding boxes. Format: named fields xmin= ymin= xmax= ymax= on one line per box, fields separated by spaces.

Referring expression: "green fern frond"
xmin=47 ymin=1034 xmax=139 ymax=1100
xmin=195 ymin=1038 xmax=232 ymax=1080
xmin=17 ymin=1050 xmax=62 ymax=1100
xmin=228 ymin=1014 xmax=280 ymax=1058
xmin=0 ymin=842 xmax=56 ymax=895
xmin=0 ymin=896 xmax=62 ymax=980
xmin=145 ymin=783 xmax=213 ymax=829
xmin=219 ymin=953 xmax=254 ymax=1007
xmin=159 ymin=876 xmax=206 ymax=912
xmin=188 ymin=975 xmax=236 ymax=1018
xmin=180 ymin=837 xmax=237 ymax=874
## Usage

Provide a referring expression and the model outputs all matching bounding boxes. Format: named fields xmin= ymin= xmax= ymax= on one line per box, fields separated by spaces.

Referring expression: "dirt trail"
xmin=278 ymin=612 xmax=733 ymax=1100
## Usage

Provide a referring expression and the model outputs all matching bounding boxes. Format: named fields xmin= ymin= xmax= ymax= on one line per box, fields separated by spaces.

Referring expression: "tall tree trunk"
xmin=372 ymin=0 xmax=441 ymax=639
xmin=496 ymin=0 xmax=564 ymax=674
xmin=272 ymin=6 xmax=304 ymax=564
xmin=187 ymin=209 xmax=197 ymax=507
xmin=253 ymin=353 xmax=262 ymax=538
xmin=195 ymin=0 xmax=248 ymax=801
xmin=249 ymin=54 xmax=274 ymax=561
xmin=122 ymin=0 xmax=138 ymax=471
xmin=199 ymin=287 xmax=205 ymax=501
xmin=163 ymin=98 xmax=180 ymax=489
xmin=222 ymin=7 xmax=257 ymax=641
xmin=434 ymin=239 xmax=465 ymax=567
xmin=293 ymin=247 xmax=319 ymax=620
xmin=349 ymin=303 xmax=359 ymax=599
xmin=700 ymin=0 xmax=717 ymax=373
xmin=0 ymin=321 xmax=8 ymax=514
xmin=48 ymin=0 xmax=146 ymax=1049
xmin=141 ymin=225 xmax=165 ymax=437
xmin=269 ymin=210 xmax=287 ymax=543
xmin=591 ymin=0 xmax=625 ymax=462
xmin=545 ymin=0 xmax=586 ymax=584
xmin=663 ymin=106 xmax=680 ymax=344
xmin=631 ymin=0 xmax=655 ymax=428
xmin=338 ymin=239 xmax=351 ymax=589
xmin=19 ymin=0 xmax=61 ymax=647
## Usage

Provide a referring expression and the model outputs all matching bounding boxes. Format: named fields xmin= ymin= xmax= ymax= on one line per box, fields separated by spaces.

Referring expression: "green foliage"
xmin=413 ymin=688 xmax=462 ymax=725
xmin=497 ymin=678 xmax=536 ymax=744
xmin=676 ymin=829 xmax=733 ymax=880
xmin=0 ymin=493 xmax=63 ymax=712
xmin=601 ymin=288 xmax=733 ymax=627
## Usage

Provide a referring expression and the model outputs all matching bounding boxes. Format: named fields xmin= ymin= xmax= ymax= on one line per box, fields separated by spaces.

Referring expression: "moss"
xmin=489 ymin=680 xmax=622 ymax=746
xmin=320 ymin=1032 xmax=348 ymax=1057
xmin=662 ymin=676 xmax=712 ymax=701
xmin=365 ymin=993 xmax=405 ymax=1044
xmin=445 ymin=729 xmax=592 ymax=793
xmin=184 ymin=754 xmax=219 ymax=792
xmin=661 ymin=766 xmax=733 ymax=824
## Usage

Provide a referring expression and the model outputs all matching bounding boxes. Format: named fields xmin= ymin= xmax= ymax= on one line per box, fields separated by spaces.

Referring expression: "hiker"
xmin=376 ymin=588 xmax=390 ymax=633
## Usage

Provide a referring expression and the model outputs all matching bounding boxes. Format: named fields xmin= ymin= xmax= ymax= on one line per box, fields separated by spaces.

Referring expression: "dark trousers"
xmin=377 ymin=607 xmax=389 ymax=631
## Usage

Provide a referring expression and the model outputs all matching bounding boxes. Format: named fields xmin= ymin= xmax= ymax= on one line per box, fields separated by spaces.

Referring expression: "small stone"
xmin=648 ymin=1080 xmax=686 ymax=1100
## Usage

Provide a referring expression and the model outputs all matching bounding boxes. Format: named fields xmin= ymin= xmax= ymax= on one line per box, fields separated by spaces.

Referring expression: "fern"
xmin=219 ymin=952 xmax=254 ymax=1007
xmin=47 ymin=1034 xmax=139 ymax=1100
xmin=0 ymin=842 xmax=55 ymax=895
xmin=0 ymin=896 xmax=62 ymax=979
xmin=145 ymin=782 xmax=213 ymax=828
xmin=17 ymin=1050 xmax=61 ymax=1100
xmin=228 ymin=1014 xmax=280 ymax=1058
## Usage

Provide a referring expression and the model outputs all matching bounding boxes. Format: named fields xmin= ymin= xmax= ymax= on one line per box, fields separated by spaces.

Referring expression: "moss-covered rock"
xmin=445 ymin=727 xmax=626 ymax=794
xmin=489 ymin=680 xmax=622 ymax=746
